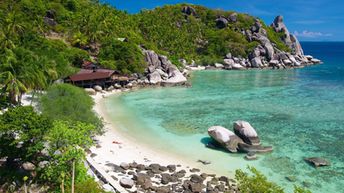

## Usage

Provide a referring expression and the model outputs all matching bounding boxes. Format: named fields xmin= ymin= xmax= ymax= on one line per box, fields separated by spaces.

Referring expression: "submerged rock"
xmin=305 ymin=157 xmax=330 ymax=167
xmin=244 ymin=152 xmax=258 ymax=160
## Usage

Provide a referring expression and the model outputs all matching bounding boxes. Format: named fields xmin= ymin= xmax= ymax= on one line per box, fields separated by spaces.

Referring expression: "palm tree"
xmin=0 ymin=71 xmax=27 ymax=105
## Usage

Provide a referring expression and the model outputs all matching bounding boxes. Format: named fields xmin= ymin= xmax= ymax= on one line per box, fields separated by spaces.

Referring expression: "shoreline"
xmin=88 ymin=89 xmax=237 ymax=192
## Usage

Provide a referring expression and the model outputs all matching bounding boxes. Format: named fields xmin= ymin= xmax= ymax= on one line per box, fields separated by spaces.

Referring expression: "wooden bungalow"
xmin=65 ymin=68 xmax=131 ymax=89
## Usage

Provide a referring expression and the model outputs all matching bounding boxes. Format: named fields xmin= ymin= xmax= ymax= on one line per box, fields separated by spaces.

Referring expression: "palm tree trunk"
xmin=61 ymin=178 xmax=65 ymax=193
xmin=71 ymin=160 xmax=75 ymax=193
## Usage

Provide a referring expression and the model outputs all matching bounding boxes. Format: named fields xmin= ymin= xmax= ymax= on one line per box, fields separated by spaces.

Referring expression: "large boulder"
xmin=214 ymin=63 xmax=224 ymax=69
xmin=208 ymin=126 xmax=243 ymax=152
xmin=224 ymin=59 xmax=234 ymax=66
xmin=148 ymin=70 xmax=162 ymax=84
xmin=182 ymin=6 xmax=196 ymax=16
xmin=250 ymin=57 xmax=263 ymax=68
xmin=162 ymin=68 xmax=187 ymax=84
xmin=233 ymin=121 xmax=260 ymax=146
xmin=144 ymin=50 xmax=161 ymax=73
xmin=231 ymin=63 xmax=244 ymax=70
xmin=215 ymin=17 xmax=228 ymax=29
xmin=271 ymin=16 xmax=304 ymax=56
xmin=228 ymin=13 xmax=238 ymax=23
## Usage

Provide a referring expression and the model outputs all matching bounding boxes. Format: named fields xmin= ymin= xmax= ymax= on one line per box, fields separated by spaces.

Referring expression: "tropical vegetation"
xmin=0 ymin=0 xmax=308 ymax=192
xmin=0 ymin=85 xmax=105 ymax=192
xmin=0 ymin=0 xmax=290 ymax=106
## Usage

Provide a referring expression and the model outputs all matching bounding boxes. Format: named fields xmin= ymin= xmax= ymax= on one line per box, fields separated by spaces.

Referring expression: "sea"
xmin=104 ymin=42 xmax=344 ymax=193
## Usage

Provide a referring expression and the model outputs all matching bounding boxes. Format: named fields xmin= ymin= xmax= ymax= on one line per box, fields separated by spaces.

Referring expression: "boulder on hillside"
xmin=145 ymin=50 xmax=161 ymax=72
xmin=215 ymin=17 xmax=228 ymax=29
xmin=228 ymin=13 xmax=238 ymax=22
xmin=233 ymin=120 xmax=260 ymax=146
xmin=182 ymin=6 xmax=197 ymax=16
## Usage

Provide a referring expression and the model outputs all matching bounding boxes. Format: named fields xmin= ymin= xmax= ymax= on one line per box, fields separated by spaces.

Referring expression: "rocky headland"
xmin=117 ymin=15 xmax=321 ymax=88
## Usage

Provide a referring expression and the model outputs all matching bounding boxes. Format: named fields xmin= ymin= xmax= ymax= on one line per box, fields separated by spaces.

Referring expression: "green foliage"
xmin=0 ymin=106 xmax=52 ymax=164
xmin=0 ymin=106 xmax=52 ymax=184
xmin=235 ymin=166 xmax=284 ymax=193
xmin=294 ymin=186 xmax=312 ymax=193
xmin=40 ymin=84 xmax=103 ymax=131
xmin=235 ymin=167 xmax=312 ymax=193
xmin=39 ymin=120 xmax=94 ymax=185
xmin=65 ymin=178 xmax=109 ymax=193
xmin=0 ymin=105 xmax=100 ymax=191
xmin=99 ymin=38 xmax=145 ymax=74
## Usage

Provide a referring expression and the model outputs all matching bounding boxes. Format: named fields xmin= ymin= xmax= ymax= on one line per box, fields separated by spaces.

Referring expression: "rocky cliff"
xmin=207 ymin=13 xmax=321 ymax=70
xmin=142 ymin=6 xmax=322 ymax=84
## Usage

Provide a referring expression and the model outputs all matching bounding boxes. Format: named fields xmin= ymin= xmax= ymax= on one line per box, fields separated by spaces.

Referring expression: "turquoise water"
xmin=104 ymin=42 xmax=344 ymax=193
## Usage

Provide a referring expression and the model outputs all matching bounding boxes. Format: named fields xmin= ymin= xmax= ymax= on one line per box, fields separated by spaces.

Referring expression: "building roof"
xmin=69 ymin=69 xmax=115 ymax=82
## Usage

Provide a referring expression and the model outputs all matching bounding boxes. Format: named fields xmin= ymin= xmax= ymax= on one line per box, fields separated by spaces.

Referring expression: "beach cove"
xmin=90 ymin=42 xmax=344 ymax=193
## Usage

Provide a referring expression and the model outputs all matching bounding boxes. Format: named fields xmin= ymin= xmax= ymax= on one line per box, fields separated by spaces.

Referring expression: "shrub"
xmin=235 ymin=167 xmax=312 ymax=193
xmin=99 ymin=39 xmax=145 ymax=74
xmin=40 ymin=84 xmax=103 ymax=131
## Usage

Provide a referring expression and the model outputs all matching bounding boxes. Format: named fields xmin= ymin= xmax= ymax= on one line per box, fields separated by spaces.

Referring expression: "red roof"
xmin=69 ymin=69 xmax=115 ymax=82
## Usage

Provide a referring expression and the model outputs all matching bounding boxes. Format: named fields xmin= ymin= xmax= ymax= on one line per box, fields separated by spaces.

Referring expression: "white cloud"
xmin=293 ymin=30 xmax=332 ymax=38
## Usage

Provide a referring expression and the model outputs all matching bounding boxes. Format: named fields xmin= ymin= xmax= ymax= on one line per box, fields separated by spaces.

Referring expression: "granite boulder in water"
xmin=233 ymin=120 xmax=261 ymax=146
xmin=207 ymin=126 xmax=243 ymax=152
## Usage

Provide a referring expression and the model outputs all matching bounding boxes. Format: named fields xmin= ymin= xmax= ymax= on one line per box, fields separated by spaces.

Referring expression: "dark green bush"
xmin=40 ymin=84 xmax=103 ymax=131
xmin=99 ymin=39 xmax=145 ymax=74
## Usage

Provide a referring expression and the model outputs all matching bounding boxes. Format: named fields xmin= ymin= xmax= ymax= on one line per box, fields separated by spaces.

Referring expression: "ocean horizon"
xmin=104 ymin=42 xmax=344 ymax=193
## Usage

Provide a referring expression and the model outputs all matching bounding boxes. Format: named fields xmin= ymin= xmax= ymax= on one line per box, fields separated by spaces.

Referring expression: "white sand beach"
xmin=87 ymin=90 xmax=222 ymax=192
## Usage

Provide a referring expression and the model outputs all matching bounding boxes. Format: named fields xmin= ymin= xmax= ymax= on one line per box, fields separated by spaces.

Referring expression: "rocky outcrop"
xmin=271 ymin=16 xmax=304 ymax=56
xmin=203 ymin=15 xmax=322 ymax=70
xmin=182 ymin=6 xmax=197 ymax=16
xmin=208 ymin=126 xmax=244 ymax=153
xmin=216 ymin=17 xmax=228 ymax=29
xmin=207 ymin=121 xmax=273 ymax=155
xmin=144 ymin=49 xmax=187 ymax=85
xmin=233 ymin=120 xmax=260 ymax=146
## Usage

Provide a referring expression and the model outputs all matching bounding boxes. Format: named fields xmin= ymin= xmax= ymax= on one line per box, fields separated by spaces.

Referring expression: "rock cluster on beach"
xmin=143 ymin=49 xmax=188 ymax=85
xmin=104 ymin=162 xmax=239 ymax=193
xmin=207 ymin=121 xmax=272 ymax=158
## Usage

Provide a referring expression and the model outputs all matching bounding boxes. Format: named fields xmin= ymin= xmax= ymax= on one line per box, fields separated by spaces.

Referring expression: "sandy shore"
xmin=88 ymin=90 xmax=224 ymax=191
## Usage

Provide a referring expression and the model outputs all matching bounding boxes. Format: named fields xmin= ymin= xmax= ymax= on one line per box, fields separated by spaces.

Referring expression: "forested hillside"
xmin=0 ymin=0 xmax=295 ymax=105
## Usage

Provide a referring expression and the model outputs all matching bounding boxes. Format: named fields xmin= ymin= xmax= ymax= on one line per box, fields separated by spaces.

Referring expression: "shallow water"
xmin=104 ymin=42 xmax=344 ymax=193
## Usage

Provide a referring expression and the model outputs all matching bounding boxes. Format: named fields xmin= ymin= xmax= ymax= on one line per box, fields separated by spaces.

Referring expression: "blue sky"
xmin=103 ymin=0 xmax=343 ymax=41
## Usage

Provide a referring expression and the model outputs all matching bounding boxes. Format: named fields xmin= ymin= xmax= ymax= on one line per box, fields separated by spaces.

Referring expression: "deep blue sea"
xmin=105 ymin=42 xmax=344 ymax=193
